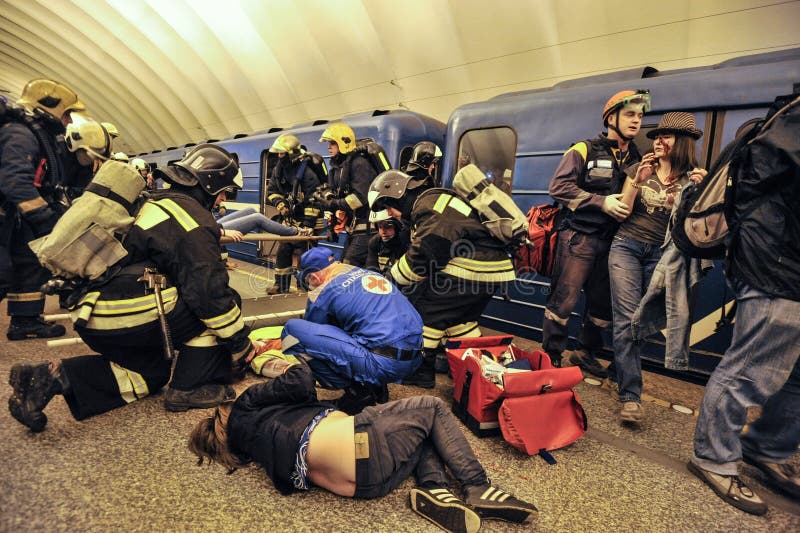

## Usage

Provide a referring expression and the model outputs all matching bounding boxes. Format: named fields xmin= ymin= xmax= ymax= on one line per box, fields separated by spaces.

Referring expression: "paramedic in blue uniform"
xmin=543 ymin=90 xmax=649 ymax=375
xmin=0 ymin=79 xmax=88 ymax=341
xmin=281 ymin=247 xmax=423 ymax=414
xmin=8 ymin=145 xmax=262 ymax=432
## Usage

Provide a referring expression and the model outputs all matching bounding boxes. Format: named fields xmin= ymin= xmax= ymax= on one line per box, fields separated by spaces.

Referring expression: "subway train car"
xmin=143 ymin=109 xmax=446 ymax=261
xmin=440 ymin=47 xmax=800 ymax=378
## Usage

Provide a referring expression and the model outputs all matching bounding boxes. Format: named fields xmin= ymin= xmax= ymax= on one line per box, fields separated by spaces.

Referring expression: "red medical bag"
xmin=446 ymin=335 xmax=587 ymax=455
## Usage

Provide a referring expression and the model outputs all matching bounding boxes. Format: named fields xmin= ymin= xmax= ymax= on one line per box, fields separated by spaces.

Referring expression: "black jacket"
xmin=549 ymin=133 xmax=641 ymax=238
xmin=326 ymin=152 xmax=377 ymax=227
xmin=227 ymin=365 xmax=333 ymax=495
xmin=267 ymin=158 xmax=323 ymax=230
xmin=728 ymin=94 xmax=800 ymax=301
xmin=366 ymin=232 xmax=409 ymax=275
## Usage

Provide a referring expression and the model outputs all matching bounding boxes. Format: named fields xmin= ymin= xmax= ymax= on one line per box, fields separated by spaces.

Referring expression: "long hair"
xmin=666 ymin=135 xmax=700 ymax=179
xmin=187 ymin=401 xmax=248 ymax=474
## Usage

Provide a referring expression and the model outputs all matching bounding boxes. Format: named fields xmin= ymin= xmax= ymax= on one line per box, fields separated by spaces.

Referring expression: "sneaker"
xmin=8 ymin=362 xmax=59 ymax=432
xmin=164 ymin=383 xmax=227 ymax=412
xmin=600 ymin=377 xmax=619 ymax=394
xmin=743 ymin=454 xmax=800 ymax=500
xmin=620 ymin=401 xmax=643 ymax=424
xmin=687 ymin=461 xmax=767 ymax=515
xmin=409 ymin=487 xmax=480 ymax=533
xmin=464 ymin=484 xmax=538 ymax=524
xmin=563 ymin=349 xmax=608 ymax=378
xmin=7 ymin=317 xmax=66 ymax=341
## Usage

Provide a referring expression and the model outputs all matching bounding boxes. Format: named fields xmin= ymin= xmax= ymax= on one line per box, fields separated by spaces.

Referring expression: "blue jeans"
xmin=692 ymin=281 xmax=800 ymax=475
xmin=608 ymin=235 xmax=663 ymax=403
xmin=217 ymin=207 xmax=297 ymax=236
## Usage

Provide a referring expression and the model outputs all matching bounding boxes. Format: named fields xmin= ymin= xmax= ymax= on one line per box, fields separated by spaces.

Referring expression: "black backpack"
xmin=355 ymin=138 xmax=391 ymax=174
xmin=671 ymin=91 xmax=800 ymax=259
xmin=297 ymin=151 xmax=329 ymax=185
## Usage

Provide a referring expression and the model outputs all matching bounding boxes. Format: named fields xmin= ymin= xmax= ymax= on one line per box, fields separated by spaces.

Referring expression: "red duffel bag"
xmin=446 ymin=335 xmax=587 ymax=456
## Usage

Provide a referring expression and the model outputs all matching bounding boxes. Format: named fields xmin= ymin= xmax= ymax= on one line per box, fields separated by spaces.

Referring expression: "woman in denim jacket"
xmin=607 ymin=112 xmax=706 ymax=425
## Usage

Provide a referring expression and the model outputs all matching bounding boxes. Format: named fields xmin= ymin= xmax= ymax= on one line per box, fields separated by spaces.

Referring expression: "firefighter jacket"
xmin=306 ymin=262 xmax=423 ymax=351
xmin=549 ymin=133 xmax=641 ymax=238
xmin=0 ymin=121 xmax=69 ymax=238
xmin=325 ymin=152 xmax=377 ymax=232
xmin=69 ymin=190 xmax=251 ymax=358
xmin=267 ymin=158 xmax=323 ymax=231
xmin=390 ymin=188 xmax=516 ymax=286
xmin=366 ymin=232 xmax=409 ymax=275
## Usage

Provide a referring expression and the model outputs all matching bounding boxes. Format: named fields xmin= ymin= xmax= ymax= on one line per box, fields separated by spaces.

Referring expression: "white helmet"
xmin=131 ymin=158 xmax=148 ymax=172
xmin=65 ymin=119 xmax=111 ymax=163
xmin=112 ymin=152 xmax=130 ymax=163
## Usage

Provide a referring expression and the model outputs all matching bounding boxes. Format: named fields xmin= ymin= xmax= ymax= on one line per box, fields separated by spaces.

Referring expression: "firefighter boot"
xmin=267 ymin=274 xmax=292 ymax=295
xmin=8 ymin=362 xmax=63 ymax=432
xmin=7 ymin=316 xmax=66 ymax=341
xmin=402 ymin=351 xmax=436 ymax=389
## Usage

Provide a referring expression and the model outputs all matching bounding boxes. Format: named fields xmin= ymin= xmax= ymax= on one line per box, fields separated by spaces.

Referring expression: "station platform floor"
xmin=2 ymin=263 xmax=799 ymax=532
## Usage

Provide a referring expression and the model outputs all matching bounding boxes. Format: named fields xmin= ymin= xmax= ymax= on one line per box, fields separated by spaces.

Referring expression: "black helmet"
xmin=368 ymin=170 xmax=412 ymax=211
xmin=404 ymin=141 xmax=442 ymax=173
xmin=156 ymin=144 xmax=243 ymax=195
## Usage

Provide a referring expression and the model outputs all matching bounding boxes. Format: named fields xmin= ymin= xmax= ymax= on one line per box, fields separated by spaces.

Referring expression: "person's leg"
xmin=608 ymin=236 xmax=646 ymax=419
xmin=543 ymin=229 xmax=595 ymax=365
xmin=268 ymin=242 xmax=295 ymax=294
xmin=342 ymin=232 xmax=370 ymax=267
xmin=216 ymin=207 xmax=254 ymax=225
xmin=740 ymin=356 xmax=800 ymax=499
xmin=690 ymin=281 xmax=800 ymax=515
xmin=225 ymin=213 xmax=297 ymax=236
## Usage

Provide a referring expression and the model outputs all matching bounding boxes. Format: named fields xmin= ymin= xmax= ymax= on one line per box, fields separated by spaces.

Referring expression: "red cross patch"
xmin=362 ymin=275 xmax=391 ymax=294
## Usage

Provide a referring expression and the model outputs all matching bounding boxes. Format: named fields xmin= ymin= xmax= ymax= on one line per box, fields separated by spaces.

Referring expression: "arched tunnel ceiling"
xmin=1 ymin=0 xmax=798 ymax=156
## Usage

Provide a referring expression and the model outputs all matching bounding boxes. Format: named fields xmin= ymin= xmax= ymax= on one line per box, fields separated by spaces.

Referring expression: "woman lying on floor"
xmin=189 ymin=363 xmax=537 ymax=533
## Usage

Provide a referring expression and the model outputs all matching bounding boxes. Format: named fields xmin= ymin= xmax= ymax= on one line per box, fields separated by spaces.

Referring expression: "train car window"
xmin=457 ymin=127 xmax=516 ymax=194
xmin=398 ymin=145 xmax=414 ymax=171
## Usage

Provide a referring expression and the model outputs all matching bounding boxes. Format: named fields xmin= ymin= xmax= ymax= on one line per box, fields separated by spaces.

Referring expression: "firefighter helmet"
xmin=102 ymin=122 xmax=120 ymax=138
xmin=602 ymin=89 xmax=651 ymax=126
xmin=319 ymin=123 xmax=356 ymax=154
xmin=65 ymin=119 xmax=112 ymax=161
xmin=131 ymin=158 xmax=149 ymax=172
xmin=368 ymin=170 xmax=412 ymax=211
xmin=404 ymin=141 xmax=442 ymax=172
xmin=112 ymin=152 xmax=130 ymax=163
xmin=17 ymin=79 xmax=85 ymax=121
xmin=158 ymin=144 xmax=243 ymax=195
xmin=269 ymin=133 xmax=305 ymax=161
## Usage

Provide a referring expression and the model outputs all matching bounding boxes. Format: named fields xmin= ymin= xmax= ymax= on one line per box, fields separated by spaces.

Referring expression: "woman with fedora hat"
xmin=607 ymin=112 xmax=707 ymax=425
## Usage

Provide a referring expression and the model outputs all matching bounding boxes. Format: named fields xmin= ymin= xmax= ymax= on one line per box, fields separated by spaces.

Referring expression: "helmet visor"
xmin=620 ymin=91 xmax=651 ymax=114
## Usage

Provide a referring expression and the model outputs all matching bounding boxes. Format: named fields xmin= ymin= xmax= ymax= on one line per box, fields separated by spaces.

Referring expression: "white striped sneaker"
xmin=409 ymin=487 xmax=480 ymax=533
xmin=464 ymin=484 xmax=538 ymax=523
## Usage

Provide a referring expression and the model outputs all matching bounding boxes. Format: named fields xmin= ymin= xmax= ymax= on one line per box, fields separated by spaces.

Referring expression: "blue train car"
xmin=440 ymin=48 xmax=800 ymax=377
xmin=144 ymin=109 xmax=446 ymax=261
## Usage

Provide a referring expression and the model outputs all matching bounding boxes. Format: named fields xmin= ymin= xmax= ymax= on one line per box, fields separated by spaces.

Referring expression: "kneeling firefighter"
xmin=368 ymin=170 xmax=516 ymax=388
xmin=8 ymin=144 xmax=262 ymax=432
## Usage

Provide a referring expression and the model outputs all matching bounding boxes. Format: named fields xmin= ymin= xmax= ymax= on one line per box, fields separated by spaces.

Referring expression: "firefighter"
xmin=265 ymin=133 xmax=324 ymax=294
xmin=0 ymin=78 xmax=89 ymax=340
xmin=131 ymin=158 xmax=155 ymax=191
xmin=402 ymin=141 xmax=442 ymax=203
xmin=8 ymin=144 xmax=262 ymax=432
xmin=365 ymin=210 xmax=408 ymax=276
xmin=281 ymin=247 xmax=423 ymax=414
xmin=314 ymin=123 xmax=377 ymax=267
xmin=368 ymin=170 xmax=516 ymax=388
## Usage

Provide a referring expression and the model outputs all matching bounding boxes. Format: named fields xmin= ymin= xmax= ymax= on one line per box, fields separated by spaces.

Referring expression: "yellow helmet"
xmin=101 ymin=122 xmax=120 ymax=138
xmin=17 ymin=78 xmax=85 ymax=121
xmin=269 ymin=133 xmax=305 ymax=161
xmin=319 ymin=123 xmax=356 ymax=154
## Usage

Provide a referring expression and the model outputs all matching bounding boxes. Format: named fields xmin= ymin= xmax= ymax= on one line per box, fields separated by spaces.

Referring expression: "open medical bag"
xmin=446 ymin=335 xmax=587 ymax=456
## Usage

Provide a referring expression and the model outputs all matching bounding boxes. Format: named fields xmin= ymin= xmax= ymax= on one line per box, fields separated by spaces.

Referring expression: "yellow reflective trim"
xmin=109 ymin=362 xmax=149 ymax=404
xmin=398 ymin=255 xmax=425 ymax=282
xmin=212 ymin=316 xmax=245 ymax=338
xmin=442 ymin=263 xmax=516 ymax=282
xmin=90 ymin=287 xmax=178 ymax=316
xmin=7 ymin=292 xmax=43 ymax=302
xmin=378 ymin=152 xmax=390 ymax=171
xmin=249 ymin=326 xmax=284 ymax=341
xmin=432 ymin=194 xmax=451 ymax=214
xmin=268 ymin=194 xmax=285 ymax=203
xmin=275 ymin=267 xmax=293 ymax=275
xmin=344 ymin=194 xmax=363 ymax=210
xmin=153 ymin=198 xmax=199 ymax=232
xmin=304 ymin=207 xmax=320 ymax=216
xmin=448 ymin=197 xmax=472 ymax=217
xmin=134 ymin=202 xmax=170 ymax=230
xmin=202 ymin=304 xmax=241 ymax=330
xmin=566 ymin=141 xmax=588 ymax=161
xmin=445 ymin=322 xmax=481 ymax=338
xmin=448 ymin=257 xmax=514 ymax=272
xmin=183 ymin=331 xmax=219 ymax=348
